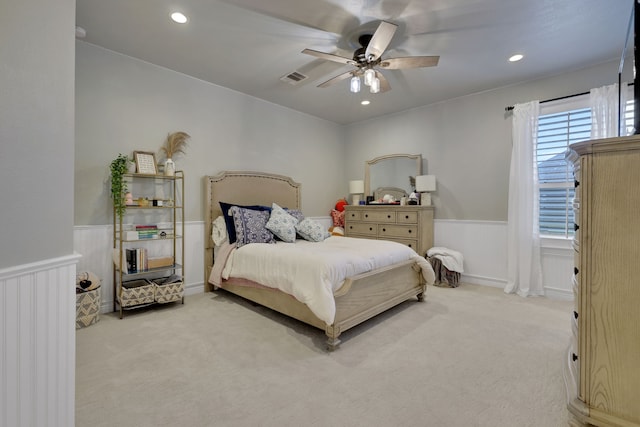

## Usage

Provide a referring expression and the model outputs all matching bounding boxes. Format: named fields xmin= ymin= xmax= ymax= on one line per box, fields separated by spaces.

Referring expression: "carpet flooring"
xmin=76 ymin=283 xmax=572 ymax=427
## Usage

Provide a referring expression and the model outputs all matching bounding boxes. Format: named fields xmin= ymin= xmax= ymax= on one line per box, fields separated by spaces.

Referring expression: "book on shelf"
xmin=125 ymin=248 xmax=148 ymax=273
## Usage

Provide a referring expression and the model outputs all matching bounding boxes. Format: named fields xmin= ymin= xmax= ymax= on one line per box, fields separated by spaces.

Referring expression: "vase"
xmin=164 ymin=158 xmax=175 ymax=176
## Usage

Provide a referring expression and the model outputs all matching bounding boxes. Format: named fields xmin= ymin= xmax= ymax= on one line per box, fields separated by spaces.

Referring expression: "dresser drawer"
xmin=345 ymin=211 xmax=362 ymax=221
xmin=378 ymin=224 xmax=418 ymax=240
xmin=361 ymin=210 xmax=396 ymax=223
xmin=346 ymin=223 xmax=377 ymax=236
xmin=396 ymin=211 xmax=418 ymax=224
xmin=385 ymin=238 xmax=419 ymax=252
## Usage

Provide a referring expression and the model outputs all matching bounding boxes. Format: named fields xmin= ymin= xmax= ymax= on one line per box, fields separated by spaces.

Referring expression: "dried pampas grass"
xmin=161 ymin=131 xmax=190 ymax=159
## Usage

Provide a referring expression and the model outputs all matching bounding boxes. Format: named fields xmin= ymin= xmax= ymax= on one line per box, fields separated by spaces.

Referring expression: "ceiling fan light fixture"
xmin=370 ymin=77 xmax=380 ymax=94
xmin=364 ymin=69 xmax=375 ymax=86
xmin=350 ymin=75 xmax=361 ymax=93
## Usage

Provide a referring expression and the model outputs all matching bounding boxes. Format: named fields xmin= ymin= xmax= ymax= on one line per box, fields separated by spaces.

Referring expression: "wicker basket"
xmin=76 ymin=287 xmax=100 ymax=329
xmin=119 ymin=279 xmax=155 ymax=307
xmin=154 ymin=281 xmax=184 ymax=304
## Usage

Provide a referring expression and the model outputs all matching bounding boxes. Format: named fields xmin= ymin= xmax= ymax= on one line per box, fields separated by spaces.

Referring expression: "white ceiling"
xmin=76 ymin=0 xmax=633 ymax=125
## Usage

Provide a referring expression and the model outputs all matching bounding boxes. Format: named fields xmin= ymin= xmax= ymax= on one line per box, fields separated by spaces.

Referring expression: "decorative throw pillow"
xmin=285 ymin=208 xmax=305 ymax=223
xmin=211 ymin=215 xmax=229 ymax=246
xmin=219 ymin=202 xmax=271 ymax=244
xmin=266 ymin=203 xmax=299 ymax=243
xmin=230 ymin=206 xmax=275 ymax=247
xmin=296 ymin=217 xmax=330 ymax=242
xmin=330 ymin=209 xmax=345 ymax=227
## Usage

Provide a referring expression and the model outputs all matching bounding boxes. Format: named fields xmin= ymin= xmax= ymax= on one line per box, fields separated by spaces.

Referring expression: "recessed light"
xmin=171 ymin=12 xmax=188 ymax=24
xmin=509 ymin=54 xmax=524 ymax=62
xmin=361 ymin=100 xmax=370 ymax=105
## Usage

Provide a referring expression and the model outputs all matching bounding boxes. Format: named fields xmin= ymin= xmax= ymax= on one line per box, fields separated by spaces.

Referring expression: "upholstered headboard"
xmin=203 ymin=171 xmax=301 ymax=290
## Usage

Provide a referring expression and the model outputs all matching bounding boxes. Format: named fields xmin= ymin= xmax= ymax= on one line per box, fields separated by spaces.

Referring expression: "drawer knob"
xmin=382 ymin=228 xmax=386 ymax=232
xmin=574 ymin=267 xmax=579 ymax=275
xmin=369 ymin=227 xmax=373 ymax=231
xmin=573 ymin=311 xmax=578 ymax=319
xmin=365 ymin=214 xmax=369 ymax=218
xmin=572 ymin=353 xmax=578 ymax=362
xmin=407 ymin=230 xmax=412 ymax=234
xmin=387 ymin=215 xmax=391 ymax=219
xmin=405 ymin=215 xmax=409 ymax=219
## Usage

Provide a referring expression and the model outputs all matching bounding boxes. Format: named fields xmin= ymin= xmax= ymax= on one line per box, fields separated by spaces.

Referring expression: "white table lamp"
xmin=415 ymin=175 xmax=436 ymax=206
xmin=349 ymin=180 xmax=365 ymax=205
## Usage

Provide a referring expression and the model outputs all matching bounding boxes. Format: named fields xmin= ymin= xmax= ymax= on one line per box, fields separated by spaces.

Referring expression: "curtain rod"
xmin=504 ymin=91 xmax=589 ymax=112
xmin=504 ymin=82 xmax=636 ymax=112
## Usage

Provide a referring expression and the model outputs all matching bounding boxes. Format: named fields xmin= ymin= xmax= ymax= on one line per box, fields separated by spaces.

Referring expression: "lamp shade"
xmin=415 ymin=175 xmax=436 ymax=192
xmin=349 ymin=180 xmax=365 ymax=194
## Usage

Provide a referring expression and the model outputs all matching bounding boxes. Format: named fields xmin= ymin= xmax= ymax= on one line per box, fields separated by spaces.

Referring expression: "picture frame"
xmin=134 ymin=151 xmax=157 ymax=175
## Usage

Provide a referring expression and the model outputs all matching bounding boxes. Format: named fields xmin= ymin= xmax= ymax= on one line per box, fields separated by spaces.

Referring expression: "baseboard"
xmin=460 ymin=273 xmax=506 ymax=288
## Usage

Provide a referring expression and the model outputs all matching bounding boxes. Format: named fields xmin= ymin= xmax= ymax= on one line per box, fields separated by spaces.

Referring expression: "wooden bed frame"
xmin=204 ymin=171 xmax=426 ymax=350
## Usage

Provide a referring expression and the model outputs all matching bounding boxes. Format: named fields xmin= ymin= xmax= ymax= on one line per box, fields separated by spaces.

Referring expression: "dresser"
xmin=343 ymin=205 xmax=434 ymax=256
xmin=564 ymin=135 xmax=640 ymax=427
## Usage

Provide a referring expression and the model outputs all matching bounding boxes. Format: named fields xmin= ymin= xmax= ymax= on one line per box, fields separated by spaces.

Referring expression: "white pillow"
xmin=211 ymin=215 xmax=228 ymax=246
xmin=295 ymin=217 xmax=330 ymax=242
xmin=266 ymin=203 xmax=299 ymax=243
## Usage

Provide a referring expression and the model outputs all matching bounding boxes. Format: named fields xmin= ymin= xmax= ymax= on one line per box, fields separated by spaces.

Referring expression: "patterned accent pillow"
xmin=285 ymin=208 xmax=305 ymax=223
xmin=330 ymin=209 xmax=345 ymax=227
xmin=266 ymin=203 xmax=299 ymax=243
xmin=296 ymin=217 xmax=330 ymax=242
xmin=219 ymin=202 xmax=271 ymax=244
xmin=230 ymin=206 xmax=275 ymax=247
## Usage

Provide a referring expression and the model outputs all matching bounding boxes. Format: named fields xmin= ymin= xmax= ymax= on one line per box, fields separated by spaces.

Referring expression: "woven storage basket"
xmin=154 ymin=281 xmax=184 ymax=304
xmin=119 ymin=279 xmax=155 ymax=307
xmin=76 ymin=287 xmax=100 ymax=329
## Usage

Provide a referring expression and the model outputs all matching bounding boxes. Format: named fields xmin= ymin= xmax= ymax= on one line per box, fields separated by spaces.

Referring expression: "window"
xmin=537 ymin=91 xmax=635 ymax=238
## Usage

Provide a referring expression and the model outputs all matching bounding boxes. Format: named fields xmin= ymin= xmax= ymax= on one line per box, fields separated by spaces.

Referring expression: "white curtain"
xmin=505 ymin=101 xmax=544 ymax=297
xmin=591 ymin=82 xmax=627 ymax=138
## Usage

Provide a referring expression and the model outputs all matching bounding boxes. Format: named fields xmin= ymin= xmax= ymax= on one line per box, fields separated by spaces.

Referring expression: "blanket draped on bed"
xmin=209 ymin=236 xmax=435 ymax=325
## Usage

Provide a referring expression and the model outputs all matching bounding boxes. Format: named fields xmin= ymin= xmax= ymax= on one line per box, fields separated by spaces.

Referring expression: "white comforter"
xmin=214 ymin=236 xmax=435 ymax=325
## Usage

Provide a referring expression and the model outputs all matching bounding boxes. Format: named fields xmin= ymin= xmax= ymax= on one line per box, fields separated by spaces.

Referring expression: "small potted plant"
xmin=160 ymin=131 xmax=190 ymax=176
xmin=110 ymin=153 xmax=129 ymax=219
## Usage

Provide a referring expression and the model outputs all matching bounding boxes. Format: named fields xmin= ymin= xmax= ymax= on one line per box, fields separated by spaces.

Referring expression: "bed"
xmin=204 ymin=171 xmax=435 ymax=350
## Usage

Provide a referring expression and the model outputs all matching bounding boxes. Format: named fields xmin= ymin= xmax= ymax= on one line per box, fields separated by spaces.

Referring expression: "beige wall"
xmin=0 ymin=0 xmax=75 ymax=268
xmin=76 ymin=41 xmax=627 ymax=225
xmin=344 ymin=60 xmax=625 ymax=220
xmin=75 ymin=42 xmax=346 ymax=225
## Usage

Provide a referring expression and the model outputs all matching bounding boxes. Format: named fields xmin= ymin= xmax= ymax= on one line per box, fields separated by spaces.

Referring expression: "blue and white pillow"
xmin=266 ymin=203 xmax=299 ymax=243
xmin=296 ymin=217 xmax=330 ymax=242
xmin=230 ymin=206 xmax=275 ymax=247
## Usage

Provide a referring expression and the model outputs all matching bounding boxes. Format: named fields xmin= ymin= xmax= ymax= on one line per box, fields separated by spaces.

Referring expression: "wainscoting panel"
xmin=74 ymin=218 xmax=572 ymax=312
xmin=0 ymin=254 xmax=79 ymax=427
xmin=434 ymin=219 xmax=573 ymax=299
xmin=74 ymin=223 xmax=204 ymax=313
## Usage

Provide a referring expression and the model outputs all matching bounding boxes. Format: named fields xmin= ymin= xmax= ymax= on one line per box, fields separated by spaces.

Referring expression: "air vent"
xmin=280 ymin=71 xmax=308 ymax=85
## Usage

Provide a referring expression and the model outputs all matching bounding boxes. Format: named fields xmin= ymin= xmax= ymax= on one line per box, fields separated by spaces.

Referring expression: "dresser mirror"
xmin=365 ymin=154 xmax=423 ymax=200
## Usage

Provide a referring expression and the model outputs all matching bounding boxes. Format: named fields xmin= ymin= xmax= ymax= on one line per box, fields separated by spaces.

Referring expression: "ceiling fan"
xmin=302 ymin=21 xmax=439 ymax=94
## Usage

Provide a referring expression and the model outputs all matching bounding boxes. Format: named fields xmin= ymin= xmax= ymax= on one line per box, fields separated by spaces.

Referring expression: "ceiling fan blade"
xmin=379 ymin=56 xmax=440 ymax=69
xmin=318 ymin=70 xmax=355 ymax=88
xmin=302 ymin=49 xmax=357 ymax=66
xmin=375 ymin=71 xmax=391 ymax=93
xmin=365 ymin=21 xmax=398 ymax=61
